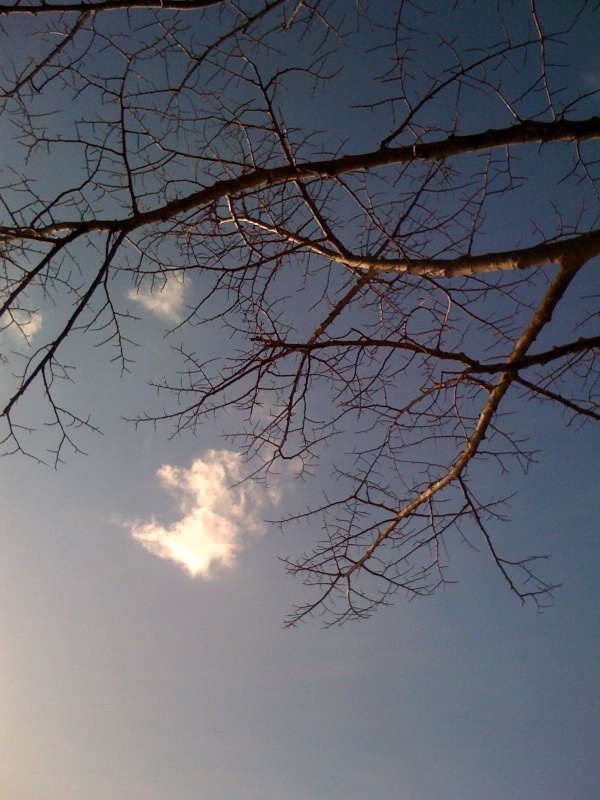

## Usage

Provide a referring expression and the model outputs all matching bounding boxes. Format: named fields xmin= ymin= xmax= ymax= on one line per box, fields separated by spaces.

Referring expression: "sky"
xmin=1 ymin=2 xmax=600 ymax=799
xmin=1 ymin=418 xmax=598 ymax=800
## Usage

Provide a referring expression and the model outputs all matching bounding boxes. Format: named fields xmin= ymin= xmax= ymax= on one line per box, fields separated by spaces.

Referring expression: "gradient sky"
xmin=1 ymin=2 xmax=599 ymax=799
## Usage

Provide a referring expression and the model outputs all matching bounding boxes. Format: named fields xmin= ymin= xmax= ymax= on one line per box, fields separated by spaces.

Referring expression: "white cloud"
xmin=7 ymin=309 xmax=43 ymax=340
xmin=130 ymin=450 xmax=279 ymax=577
xmin=127 ymin=273 xmax=188 ymax=322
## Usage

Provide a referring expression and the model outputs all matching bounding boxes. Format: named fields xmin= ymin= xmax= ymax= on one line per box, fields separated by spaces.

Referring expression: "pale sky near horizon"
xmin=1 ymin=2 xmax=599 ymax=799
xmin=2 ymin=417 xmax=599 ymax=799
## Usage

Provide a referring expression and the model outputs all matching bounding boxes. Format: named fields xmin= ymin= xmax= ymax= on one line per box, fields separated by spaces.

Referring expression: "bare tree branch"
xmin=1 ymin=0 xmax=598 ymax=623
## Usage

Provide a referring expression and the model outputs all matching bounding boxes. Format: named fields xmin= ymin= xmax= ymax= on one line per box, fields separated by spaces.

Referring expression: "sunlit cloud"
xmin=130 ymin=450 xmax=279 ymax=577
xmin=2 ymin=309 xmax=43 ymax=344
xmin=127 ymin=273 xmax=188 ymax=322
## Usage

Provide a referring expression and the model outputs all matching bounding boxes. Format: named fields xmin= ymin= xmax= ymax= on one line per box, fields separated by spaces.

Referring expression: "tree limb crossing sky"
xmin=1 ymin=2 xmax=599 ymax=798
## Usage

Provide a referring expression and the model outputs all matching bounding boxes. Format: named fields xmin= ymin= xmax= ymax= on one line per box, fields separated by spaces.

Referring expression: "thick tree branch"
xmin=1 ymin=0 xmax=598 ymax=622
xmin=2 ymin=117 xmax=598 ymax=240
xmin=253 ymin=333 xmax=600 ymax=376
xmin=343 ymin=259 xmax=583 ymax=578
xmin=0 ymin=0 xmax=225 ymax=14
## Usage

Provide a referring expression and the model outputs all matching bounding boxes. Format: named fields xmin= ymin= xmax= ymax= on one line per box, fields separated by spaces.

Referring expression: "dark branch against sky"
xmin=0 ymin=3 xmax=599 ymax=796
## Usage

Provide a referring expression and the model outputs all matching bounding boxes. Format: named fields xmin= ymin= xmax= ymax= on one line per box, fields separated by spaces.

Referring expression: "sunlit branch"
xmin=1 ymin=118 xmax=598 ymax=240
xmin=1 ymin=0 xmax=598 ymax=622
xmin=342 ymin=259 xmax=582 ymax=579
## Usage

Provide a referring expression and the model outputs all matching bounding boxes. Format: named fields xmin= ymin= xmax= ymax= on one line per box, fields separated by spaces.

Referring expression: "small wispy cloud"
xmin=130 ymin=450 xmax=279 ymax=577
xmin=2 ymin=308 xmax=43 ymax=344
xmin=127 ymin=273 xmax=188 ymax=322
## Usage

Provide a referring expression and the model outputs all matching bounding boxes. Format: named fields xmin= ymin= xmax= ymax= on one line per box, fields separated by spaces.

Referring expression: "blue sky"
xmin=1 ymin=1 xmax=599 ymax=798
xmin=2 ymin=415 xmax=598 ymax=799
